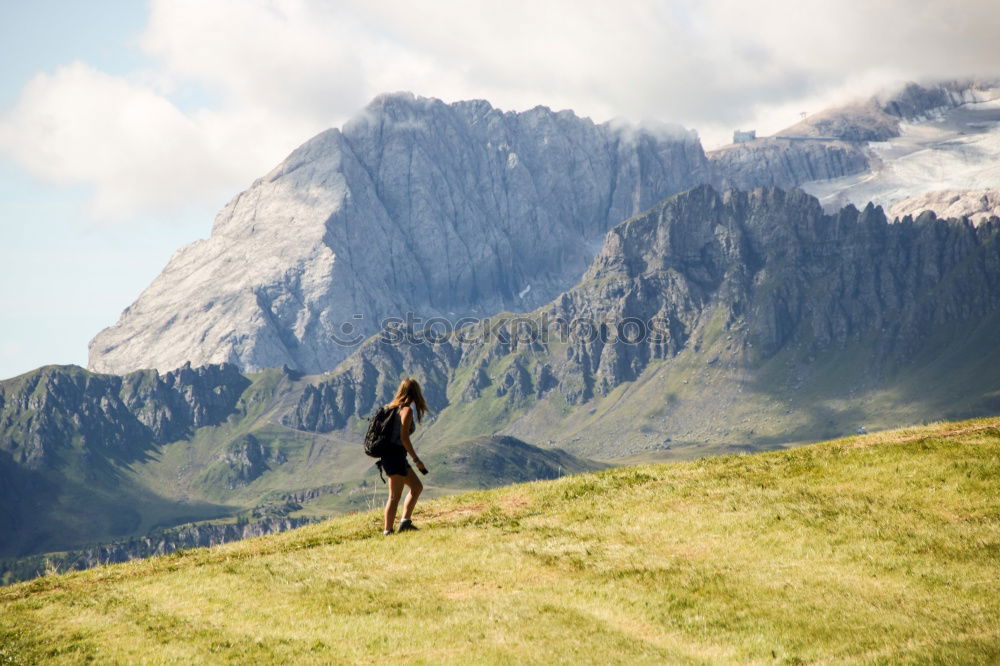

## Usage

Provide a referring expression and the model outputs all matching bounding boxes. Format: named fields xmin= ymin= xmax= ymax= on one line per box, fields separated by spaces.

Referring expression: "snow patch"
xmin=803 ymin=96 xmax=1000 ymax=214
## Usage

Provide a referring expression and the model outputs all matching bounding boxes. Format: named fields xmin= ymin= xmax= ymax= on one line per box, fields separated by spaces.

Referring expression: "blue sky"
xmin=1 ymin=1 xmax=144 ymax=104
xmin=2 ymin=0 xmax=997 ymax=380
xmin=0 ymin=1 xmax=216 ymax=378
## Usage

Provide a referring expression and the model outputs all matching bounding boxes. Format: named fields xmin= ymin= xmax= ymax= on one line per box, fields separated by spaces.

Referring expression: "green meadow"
xmin=1 ymin=418 xmax=997 ymax=664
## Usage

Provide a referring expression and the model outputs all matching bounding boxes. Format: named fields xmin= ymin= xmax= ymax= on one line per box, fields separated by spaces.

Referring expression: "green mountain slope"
xmin=426 ymin=435 xmax=607 ymax=489
xmin=0 ymin=363 xmax=250 ymax=556
xmin=0 ymin=365 xmax=606 ymax=562
xmin=2 ymin=418 xmax=997 ymax=664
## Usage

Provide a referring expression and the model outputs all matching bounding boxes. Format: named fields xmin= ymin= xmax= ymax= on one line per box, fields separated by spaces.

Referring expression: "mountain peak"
xmin=89 ymin=93 xmax=715 ymax=375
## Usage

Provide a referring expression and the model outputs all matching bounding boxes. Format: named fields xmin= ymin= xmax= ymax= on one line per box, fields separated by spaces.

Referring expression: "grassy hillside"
xmin=2 ymin=418 xmax=997 ymax=664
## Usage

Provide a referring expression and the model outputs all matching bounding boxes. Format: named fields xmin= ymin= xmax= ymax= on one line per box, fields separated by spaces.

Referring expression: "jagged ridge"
xmin=277 ymin=185 xmax=1000 ymax=447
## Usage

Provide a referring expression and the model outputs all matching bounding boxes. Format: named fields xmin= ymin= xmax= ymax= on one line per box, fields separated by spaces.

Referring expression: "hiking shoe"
xmin=398 ymin=519 xmax=418 ymax=532
xmin=383 ymin=529 xmax=393 ymax=536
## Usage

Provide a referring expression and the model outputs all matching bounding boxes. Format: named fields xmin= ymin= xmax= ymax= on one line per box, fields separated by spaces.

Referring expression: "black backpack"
xmin=363 ymin=406 xmax=397 ymax=459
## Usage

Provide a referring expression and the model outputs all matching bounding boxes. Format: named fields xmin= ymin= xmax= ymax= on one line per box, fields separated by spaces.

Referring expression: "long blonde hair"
xmin=386 ymin=377 xmax=429 ymax=423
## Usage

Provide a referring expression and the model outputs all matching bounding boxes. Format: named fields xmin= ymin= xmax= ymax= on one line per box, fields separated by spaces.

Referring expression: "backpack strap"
xmin=374 ymin=460 xmax=386 ymax=483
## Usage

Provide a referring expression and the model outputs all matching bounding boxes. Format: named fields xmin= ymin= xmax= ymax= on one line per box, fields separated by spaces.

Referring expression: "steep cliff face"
xmin=710 ymin=139 xmax=870 ymax=190
xmin=574 ymin=187 xmax=999 ymax=367
xmin=878 ymin=80 xmax=998 ymax=120
xmin=89 ymin=94 xmax=712 ymax=376
xmin=278 ymin=186 xmax=1000 ymax=453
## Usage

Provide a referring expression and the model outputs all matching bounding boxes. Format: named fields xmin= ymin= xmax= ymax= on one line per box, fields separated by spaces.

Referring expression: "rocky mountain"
xmin=0 ymin=363 xmax=249 ymax=557
xmin=6 ymin=184 xmax=1000 ymax=569
xmin=0 ymin=363 xmax=247 ymax=470
xmin=275 ymin=185 xmax=1000 ymax=456
xmin=88 ymin=91 xmax=892 ymax=379
xmin=89 ymin=94 xmax=714 ymax=376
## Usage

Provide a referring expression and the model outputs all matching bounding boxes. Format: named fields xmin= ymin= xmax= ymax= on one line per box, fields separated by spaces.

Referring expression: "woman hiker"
xmin=381 ymin=378 xmax=429 ymax=535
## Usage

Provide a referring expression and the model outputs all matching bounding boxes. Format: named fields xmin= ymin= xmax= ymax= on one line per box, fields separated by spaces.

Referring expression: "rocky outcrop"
xmin=710 ymin=138 xmax=870 ymax=190
xmin=0 ymin=363 xmax=249 ymax=470
xmin=494 ymin=360 xmax=533 ymax=399
xmin=279 ymin=185 xmax=1000 ymax=425
xmin=460 ymin=364 xmax=492 ymax=401
xmin=281 ymin=332 xmax=455 ymax=431
xmin=89 ymin=94 xmax=712 ymax=376
xmin=200 ymin=434 xmax=289 ymax=489
xmin=878 ymin=80 xmax=998 ymax=121
xmin=888 ymin=189 xmax=1000 ymax=226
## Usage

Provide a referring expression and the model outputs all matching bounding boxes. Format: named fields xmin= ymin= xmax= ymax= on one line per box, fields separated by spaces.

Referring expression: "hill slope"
xmin=428 ymin=435 xmax=607 ymax=489
xmin=2 ymin=418 xmax=997 ymax=664
xmin=0 ymin=364 xmax=606 ymax=562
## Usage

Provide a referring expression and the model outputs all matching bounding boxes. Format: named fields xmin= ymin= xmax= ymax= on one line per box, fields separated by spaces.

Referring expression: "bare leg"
xmin=401 ymin=468 xmax=423 ymax=520
xmin=384 ymin=474 xmax=405 ymax=531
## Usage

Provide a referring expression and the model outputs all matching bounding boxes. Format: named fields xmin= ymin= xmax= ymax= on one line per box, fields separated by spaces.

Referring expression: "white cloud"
xmin=140 ymin=0 xmax=370 ymax=126
xmin=2 ymin=0 xmax=999 ymax=220
xmin=0 ymin=62 xmax=239 ymax=220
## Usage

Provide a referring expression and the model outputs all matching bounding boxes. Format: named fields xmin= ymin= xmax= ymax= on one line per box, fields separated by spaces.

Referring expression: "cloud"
xmin=3 ymin=0 xmax=1000 ymax=221
xmin=0 ymin=62 xmax=237 ymax=220
xmin=140 ymin=0 xmax=371 ymax=127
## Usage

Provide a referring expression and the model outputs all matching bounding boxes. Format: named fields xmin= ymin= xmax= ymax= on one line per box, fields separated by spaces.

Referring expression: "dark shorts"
xmin=379 ymin=454 xmax=412 ymax=478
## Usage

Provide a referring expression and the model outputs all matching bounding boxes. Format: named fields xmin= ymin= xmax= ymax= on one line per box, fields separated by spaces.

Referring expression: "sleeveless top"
xmin=385 ymin=404 xmax=416 ymax=457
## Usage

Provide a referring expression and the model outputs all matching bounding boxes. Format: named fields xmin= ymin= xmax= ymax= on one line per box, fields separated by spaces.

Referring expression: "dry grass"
xmin=1 ymin=417 xmax=998 ymax=664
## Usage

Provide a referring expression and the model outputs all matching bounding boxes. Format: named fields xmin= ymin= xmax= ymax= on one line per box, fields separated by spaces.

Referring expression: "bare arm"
xmin=399 ymin=406 xmax=427 ymax=473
